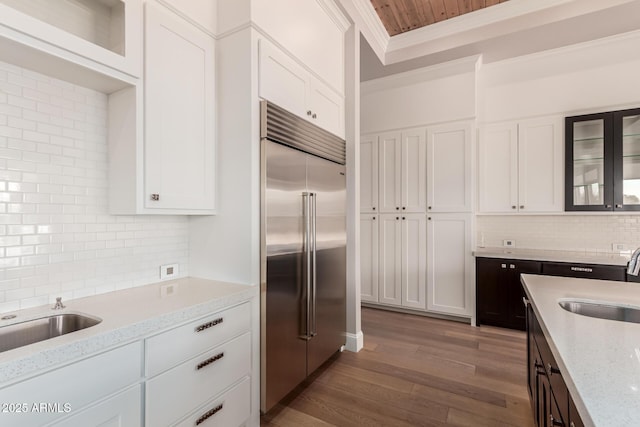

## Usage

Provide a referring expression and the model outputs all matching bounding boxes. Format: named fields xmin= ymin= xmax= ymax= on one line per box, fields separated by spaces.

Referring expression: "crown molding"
xmin=336 ymin=0 xmax=389 ymax=63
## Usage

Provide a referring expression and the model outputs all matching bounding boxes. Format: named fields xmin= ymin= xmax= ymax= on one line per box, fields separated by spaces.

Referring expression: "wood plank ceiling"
xmin=371 ymin=0 xmax=510 ymax=36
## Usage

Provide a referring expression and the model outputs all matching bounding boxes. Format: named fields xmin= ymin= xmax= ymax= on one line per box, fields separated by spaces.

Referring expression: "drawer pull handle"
xmin=547 ymin=363 xmax=561 ymax=376
xmin=195 ymin=403 xmax=224 ymax=425
xmin=195 ymin=318 xmax=223 ymax=332
xmin=549 ymin=414 xmax=564 ymax=426
xmin=196 ymin=352 xmax=224 ymax=370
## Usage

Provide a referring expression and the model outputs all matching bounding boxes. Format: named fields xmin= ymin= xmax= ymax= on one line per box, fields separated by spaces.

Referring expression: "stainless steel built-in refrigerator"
xmin=260 ymin=101 xmax=346 ymax=413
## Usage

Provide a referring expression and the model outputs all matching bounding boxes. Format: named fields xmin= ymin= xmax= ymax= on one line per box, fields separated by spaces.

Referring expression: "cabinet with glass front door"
xmin=565 ymin=107 xmax=640 ymax=211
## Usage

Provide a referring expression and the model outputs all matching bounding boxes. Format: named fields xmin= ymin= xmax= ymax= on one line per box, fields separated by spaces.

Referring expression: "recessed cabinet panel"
xmin=401 ymin=129 xmax=427 ymax=213
xmin=378 ymin=214 xmax=402 ymax=305
xmin=426 ymin=214 xmax=472 ymax=316
xmin=360 ymin=214 xmax=379 ymax=303
xmin=427 ymin=122 xmax=472 ymax=212
xmin=360 ymin=135 xmax=379 ymax=212
xmin=144 ymin=1 xmax=215 ymax=211
xmin=309 ymin=78 xmax=344 ymax=138
xmin=518 ymin=117 xmax=563 ymax=212
xmin=478 ymin=124 xmax=518 ymax=212
xmin=401 ymin=214 xmax=426 ymax=309
xmin=378 ymin=132 xmax=402 ymax=213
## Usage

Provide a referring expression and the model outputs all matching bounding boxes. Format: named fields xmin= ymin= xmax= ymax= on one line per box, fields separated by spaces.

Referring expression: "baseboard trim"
xmin=345 ymin=330 xmax=364 ymax=352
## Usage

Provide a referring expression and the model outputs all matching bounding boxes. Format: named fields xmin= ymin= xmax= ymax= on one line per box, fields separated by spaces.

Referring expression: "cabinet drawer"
xmin=49 ymin=384 xmax=142 ymax=427
xmin=0 ymin=342 xmax=142 ymax=427
xmin=175 ymin=377 xmax=250 ymax=427
xmin=146 ymin=302 xmax=250 ymax=377
xmin=145 ymin=332 xmax=251 ymax=426
xmin=542 ymin=262 xmax=625 ymax=281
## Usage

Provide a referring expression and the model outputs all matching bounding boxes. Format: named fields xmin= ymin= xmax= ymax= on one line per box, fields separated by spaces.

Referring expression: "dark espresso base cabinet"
xmin=476 ymin=258 xmax=541 ymax=330
xmin=527 ymin=303 xmax=584 ymax=427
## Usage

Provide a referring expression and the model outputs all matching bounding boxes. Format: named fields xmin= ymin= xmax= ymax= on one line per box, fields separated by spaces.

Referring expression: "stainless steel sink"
xmin=559 ymin=300 xmax=640 ymax=324
xmin=0 ymin=313 xmax=102 ymax=353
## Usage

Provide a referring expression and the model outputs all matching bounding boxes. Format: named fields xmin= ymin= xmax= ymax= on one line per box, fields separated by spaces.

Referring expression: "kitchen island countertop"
xmin=474 ymin=247 xmax=630 ymax=266
xmin=521 ymin=273 xmax=640 ymax=427
xmin=0 ymin=277 xmax=257 ymax=385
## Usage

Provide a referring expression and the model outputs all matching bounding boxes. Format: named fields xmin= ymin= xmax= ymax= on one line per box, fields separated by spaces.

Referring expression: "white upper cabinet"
xmin=426 ymin=213 xmax=472 ymax=317
xmin=251 ymin=0 xmax=347 ymax=95
xmin=0 ymin=0 xmax=142 ymax=85
xmin=360 ymin=135 xmax=379 ymax=213
xmin=378 ymin=129 xmax=427 ymax=213
xmin=426 ymin=122 xmax=473 ymax=212
xmin=479 ymin=116 xmax=563 ymax=213
xmin=259 ymin=38 xmax=344 ymax=138
xmin=143 ymin=1 xmax=215 ymax=212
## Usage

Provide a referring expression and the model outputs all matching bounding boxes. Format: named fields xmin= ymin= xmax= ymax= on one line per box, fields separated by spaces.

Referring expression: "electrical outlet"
xmin=612 ymin=243 xmax=631 ymax=253
xmin=160 ymin=263 xmax=179 ymax=280
xmin=503 ymin=239 xmax=516 ymax=248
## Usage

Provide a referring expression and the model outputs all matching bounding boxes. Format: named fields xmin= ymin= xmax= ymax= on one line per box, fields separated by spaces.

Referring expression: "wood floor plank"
xmin=261 ymin=307 xmax=534 ymax=427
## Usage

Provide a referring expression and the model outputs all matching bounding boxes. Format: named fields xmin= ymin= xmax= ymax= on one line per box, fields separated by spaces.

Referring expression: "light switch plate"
xmin=160 ymin=263 xmax=179 ymax=280
xmin=503 ymin=239 xmax=515 ymax=248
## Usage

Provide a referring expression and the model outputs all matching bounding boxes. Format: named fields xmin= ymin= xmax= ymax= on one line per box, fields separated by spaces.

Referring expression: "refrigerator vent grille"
xmin=261 ymin=101 xmax=346 ymax=165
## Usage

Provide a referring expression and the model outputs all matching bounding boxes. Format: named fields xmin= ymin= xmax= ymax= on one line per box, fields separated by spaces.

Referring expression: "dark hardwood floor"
xmin=261 ymin=307 xmax=535 ymax=427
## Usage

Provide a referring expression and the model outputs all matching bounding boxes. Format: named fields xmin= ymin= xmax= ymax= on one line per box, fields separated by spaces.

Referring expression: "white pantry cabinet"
xmin=360 ymin=135 xmax=379 ymax=213
xmin=259 ymin=38 xmax=344 ymax=138
xmin=360 ymin=213 xmax=379 ymax=303
xmin=378 ymin=129 xmax=427 ymax=213
xmin=377 ymin=213 xmax=427 ymax=309
xmin=0 ymin=0 xmax=142 ymax=85
xmin=478 ymin=116 xmax=563 ymax=213
xmin=426 ymin=213 xmax=473 ymax=317
xmin=427 ymin=122 xmax=473 ymax=212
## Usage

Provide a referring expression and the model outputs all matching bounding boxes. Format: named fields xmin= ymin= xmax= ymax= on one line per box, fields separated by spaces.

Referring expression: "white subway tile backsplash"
xmin=0 ymin=61 xmax=189 ymax=310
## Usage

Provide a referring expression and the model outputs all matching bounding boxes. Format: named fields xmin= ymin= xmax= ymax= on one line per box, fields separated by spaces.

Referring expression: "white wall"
xmin=0 ymin=60 xmax=189 ymax=312
xmin=360 ymin=55 xmax=478 ymax=133
xmin=188 ymin=27 xmax=260 ymax=287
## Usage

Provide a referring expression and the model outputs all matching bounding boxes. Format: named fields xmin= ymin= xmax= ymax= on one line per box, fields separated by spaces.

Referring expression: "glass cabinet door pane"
xmin=622 ymin=114 xmax=640 ymax=205
xmin=573 ymin=119 xmax=605 ymax=206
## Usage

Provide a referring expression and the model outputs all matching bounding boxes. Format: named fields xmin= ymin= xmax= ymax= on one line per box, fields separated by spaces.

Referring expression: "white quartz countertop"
xmin=474 ymin=247 xmax=630 ymax=266
xmin=0 ymin=277 xmax=257 ymax=386
xmin=521 ymin=274 xmax=640 ymax=427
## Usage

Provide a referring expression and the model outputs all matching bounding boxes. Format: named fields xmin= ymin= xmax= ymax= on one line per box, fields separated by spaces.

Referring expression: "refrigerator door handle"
xmin=311 ymin=192 xmax=317 ymax=337
xmin=302 ymin=192 xmax=312 ymax=340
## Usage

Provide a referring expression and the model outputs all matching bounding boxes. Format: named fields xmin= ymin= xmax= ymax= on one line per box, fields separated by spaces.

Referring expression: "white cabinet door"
xmin=360 ymin=135 xmax=379 ymax=212
xmin=518 ymin=116 xmax=564 ymax=212
xmin=401 ymin=128 xmax=427 ymax=213
xmin=50 ymin=385 xmax=142 ymax=427
xmin=144 ymin=1 xmax=215 ymax=211
xmin=427 ymin=122 xmax=473 ymax=212
xmin=308 ymin=77 xmax=345 ymax=138
xmin=426 ymin=213 xmax=472 ymax=317
xmin=478 ymin=123 xmax=518 ymax=213
xmin=378 ymin=214 xmax=401 ymax=306
xmin=378 ymin=132 xmax=402 ymax=213
xmin=401 ymin=214 xmax=426 ymax=309
xmin=258 ymin=38 xmax=308 ymax=120
xmin=360 ymin=214 xmax=379 ymax=303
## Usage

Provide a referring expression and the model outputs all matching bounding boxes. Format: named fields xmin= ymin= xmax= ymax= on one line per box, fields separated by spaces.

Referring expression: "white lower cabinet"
xmin=175 ymin=377 xmax=251 ymax=427
xmin=49 ymin=385 xmax=142 ymax=427
xmin=0 ymin=342 xmax=142 ymax=427
xmin=360 ymin=214 xmax=379 ymax=303
xmin=377 ymin=214 xmax=426 ymax=310
xmin=145 ymin=333 xmax=251 ymax=427
xmin=426 ymin=214 xmax=473 ymax=316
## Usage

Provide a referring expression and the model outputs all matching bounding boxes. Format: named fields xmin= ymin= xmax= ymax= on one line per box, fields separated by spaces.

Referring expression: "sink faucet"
xmin=52 ymin=297 xmax=66 ymax=310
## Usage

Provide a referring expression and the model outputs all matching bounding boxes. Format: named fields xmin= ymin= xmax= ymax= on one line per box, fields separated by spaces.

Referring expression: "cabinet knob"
xmin=427 ymin=217 xmax=431 ymax=220
xmin=428 ymin=206 xmax=432 ymax=210
xmin=509 ymin=264 xmax=516 ymax=269
xmin=519 ymin=205 xmax=524 ymax=209
xmin=605 ymin=204 xmax=612 ymax=208
xmin=150 ymin=194 xmax=160 ymax=201
xmin=549 ymin=414 xmax=563 ymax=426
xmin=547 ymin=363 xmax=561 ymax=376
xmin=402 ymin=207 xmax=406 ymax=210
xmin=373 ymin=216 xmax=376 ymax=220
xmin=372 ymin=207 xmax=376 ymax=210
xmin=512 ymin=205 xmax=516 ymax=209
xmin=312 ymin=113 xmax=317 ymax=119
xmin=402 ymin=217 xmax=406 ymax=220
xmin=396 ymin=217 xmax=399 ymax=220
xmin=307 ymin=110 xmax=312 ymax=116
xmin=396 ymin=207 xmax=399 ymax=210
xmin=616 ymin=204 xmax=622 ymax=208
xmin=501 ymin=264 xmax=506 ymax=269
